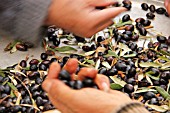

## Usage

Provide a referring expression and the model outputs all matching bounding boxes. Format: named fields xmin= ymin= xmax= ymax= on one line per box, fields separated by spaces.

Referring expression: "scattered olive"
xmin=16 ymin=43 xmax=28 ymax=51
xmin=58 ymin=70 xmax=71 ymax=81
xmin=146 ymin=12 xmax=155 ymax=19
xmin=157 ymin=36 xmax=167 ymax=43
xmin=19 ymin=60 xmax=27 ymax=68
xmin=149 ymin=5 xmax=156 ymax=13
xmin=124 ymin=84 xmax=134 ymax=93
xmin=141 ymin=3 xmax=149 ymax=11
xmin=122 ymin=14 xmax=130 ymax=22
xmin=156 ymin=7 xmax=166 ymax=14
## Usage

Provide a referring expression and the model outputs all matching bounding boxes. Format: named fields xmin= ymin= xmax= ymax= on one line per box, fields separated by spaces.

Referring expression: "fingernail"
xmin=101 ymin=82 xmax=109 ymax=92
xmin=165 ymin=0 xmax=169 ymax=7
xmin=42 ymin=80 xmax=52 ymax=92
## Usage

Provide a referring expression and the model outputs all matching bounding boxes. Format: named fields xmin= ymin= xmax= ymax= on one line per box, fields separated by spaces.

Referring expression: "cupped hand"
xmin=42 ymin=58 xmax=133 ymax=113
xmin=165 ymin=0 xmax=170 ymax=14
xmin=45 ymin=0 xmax=127 ymax=38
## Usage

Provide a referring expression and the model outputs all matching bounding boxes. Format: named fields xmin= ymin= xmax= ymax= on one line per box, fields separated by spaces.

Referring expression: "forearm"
xmin=0 ymin=0 xmax=52 ymax=43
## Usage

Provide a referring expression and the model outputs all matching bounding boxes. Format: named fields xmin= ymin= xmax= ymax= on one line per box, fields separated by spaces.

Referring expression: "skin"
xmin=45 ymin=0 xmax=127 ymax=38
xmin=42 ymin=59 xmax=134 ymax=113
xmin=165 ymin=0 xmax=170 ymax=14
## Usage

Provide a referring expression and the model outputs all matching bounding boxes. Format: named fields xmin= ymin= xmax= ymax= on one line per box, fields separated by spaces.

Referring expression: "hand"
xmin=165 ymin=0 xmax=170 ymax=14
xmin=45 ymin=0 xmax=126 ymax=38
xmin=42 ymin=58 xmax=133 ymax=113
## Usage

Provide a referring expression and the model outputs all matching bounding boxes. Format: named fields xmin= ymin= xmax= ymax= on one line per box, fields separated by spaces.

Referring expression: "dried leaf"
xmin=84 ymin=51 xmax=95 ymax=56
xmin=4 ymin=41 xmax=18 ymax=51
xmin=138 ymin=73 xmax=144 ymax=81
xmin=10 ymin=90 xmax=15 ymax=97
xmin=15 ymin=92 xmax=21 ymax=105
xmin=134 ymin=87 xmax=157 ymax=94
xmin=110 ymin=76 xmax=126 ymax=87
xmin=55 ymin=46 xmax=77 ymax=52
xmin=155 ymin=86 xmax=170 ymax=100
xmin=145 ymin=72 xmax=160 ymax=81
xmin=102 ymin=62 xmax=111 ymax=69
xmin=95 ymin=59 xmax=101 ymax=70
xmin=161 ymin=62 xmax=170 ymax=69
xmin=7 ymin=82 xmax=17 ymax=91
xmin=123 ymin=53 xmax=137 ymax=58
xmin=139 ymin=62 xmax=161 ymax=68
xmin=146 ymin=75 xmax=153 ymax=85
xmin=146 ymin=104 xmax=168 ymax=112
xmin=110 ymin=83 xmax=123 ymax=90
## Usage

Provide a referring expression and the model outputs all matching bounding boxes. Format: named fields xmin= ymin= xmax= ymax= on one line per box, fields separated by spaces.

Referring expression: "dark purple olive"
xmin=52 ymin=36 xmax=60 ymax=47
xmin=82 ymin=46 xmax=91 ymax=52
xmin=107 ymin=67 xmax=118 ymax=76
xmin=75 ymin=35 xmax=86 ymax=42
xmin=122 ymin=14 xmax=130 ymax=22
xmin=125 ymin=25 xmax=134 ymax=31
xmin=141 ymin=3 xmax=149 ymax=11
xmin=143 ymin=20 xmax=151 ymax=26
xmin=62 ymin=56 xmax=69 ymax=64
xmin=10 ymin=105 xmax=22 ymax=112
xmin=0 ymin=85 xmax=5 ymax=92
xmin=30 ymin=64 xmax=38 ymax=71
xmin=123 ymin=34 xmax=131 ymax=41
xmin=144 ymin=92 xmax=155 ymax=100
xmin=160 ymin=71 xmax=170 ymax=79
xmin=26 ymin=107 xmax=34 ymax=113
xmin=115 ymin=35 xmax=123 ymax=42
xmin=165 ymin=12 xmax=170 ymax=17
xmin=99 ymin=68 xmax=107 ymax=75
xmin=69 ymin=80 xmax=84 ymax=89
xmin=115 ymin=61 xmax=127 ymax=71
xmin=131 ymin=34 xmax=139 ymax=41
xmin=50 ymin=58 xmax=58 ymax=63
xmin=23 ymin=42 xmax=34 ymax=48
xmin=47 ymin=26 xmax=56 ymax=40
xmin=29 ymin=59 xmax=39 ymax=65
xmin=41 ymin=53 xmax=48 ymax=60
xmin=19 ymin=60 xmax=27 ymax=68
xmin=16 ymin=43 xmax=28 ymax=51
xmin=128 ymin=42 xmax=137 ymax=51
xmin=139 ymin=27 xmax=147 ymax=36
xmin=157 ymin=36 xmax=167 ymax=43
xmin=149 ymin=98 xmax=159 ymax=105
xmin=97 ymin=36 xmax=105 ymax=42
xmin=149 ymin=67 xmax=160 ymax=76
xmin=136 ymin=23 xmax=143 ymax=30
xmin=127 ymin=67 xmax=136 ymax=77
xmin=153 ymin=42 xmax=160 ymax=48
xmin=126 ymin=78 xmax=136 ymax=85
xmin=124 ymin=84 xmax=134 ymax=93
xmin=156 ymin=7 xmax=166 ymax=14
xmin=123 ymin=4 xmax=132 ymax=10
xmin=36 ymin=96 xmax=43 ymax=106
xmin=83 ymin=77 xmax=94 ymax=87
xmin=135 ymin=18 xmax=145 ymax=24
xmin=149 ymin=5 xmax=156 ymax=13
xmin=146 ymin=12 xmax=155 ymax=19
xmin=28 ymin=71 xmax=40 ymax=80
xmin=158 ymin=43 xmax=168 ymax=51
xmin=39 ymin=63 xmax=47 ymax=71
xmin=35 ymin=77 xmax=43 ymax=84
xmin=58 ymin=70 xmax=71 ymax=81
xmin=45 ymin=50 xmax=55 ymax=56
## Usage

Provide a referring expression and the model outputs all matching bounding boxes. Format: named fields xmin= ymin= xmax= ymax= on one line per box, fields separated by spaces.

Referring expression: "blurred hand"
xmin=165 ymin=0 xmax=170 ymax=14
xmin=42 ymin=58 xmax=133 ymax=113
xmin=45 ymin=0 xmax=126 ymax=38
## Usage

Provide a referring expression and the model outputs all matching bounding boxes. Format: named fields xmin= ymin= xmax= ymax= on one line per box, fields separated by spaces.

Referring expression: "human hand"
xmin=45 ymin=0 xmax=127 ymax=38
xmin=165 ymin=0 xmax=170 ymax=14
xmin=42 ymin=58 xmax=134 ymax=113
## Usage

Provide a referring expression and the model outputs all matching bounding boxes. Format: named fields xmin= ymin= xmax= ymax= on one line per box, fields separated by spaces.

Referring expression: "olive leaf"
xmin=0 ymin=71 xmax=5 ymax=77
xmin=146 ymin=104 xmax=168 ymax=112
xmin=7 ymin=82 xmax=17 ymax=91
xmin=114 ymin=20 xmax=132 ymax=28
xmin=32 ymin=99 xmax=39 ymax=111
xmin=155 ymin=86 xmax=170 ymax=100
xmin=4 ymin=40 xmax=19 ymax=51
xmin=15 ymin=92 xmax=21 ymax=105
xmin=95 ymin=59 xmax=101 ymax=70
xmin=157 ymin=56 xmax=170 ymax=62
xmin=55 ymin=46 xmax=77 ymax=52
xmin=167 ymin=80 xmax=170 ymax=93
xmin=146 ymin=75 xmax=153 ymax=85
xmin=10 ymin=90 xmax=16 ymax=97
xmin=104 ymin=50 xmax=119 ymax=58
xmin=85 ymin=59 xmax=95 ymax=65
xmin=110 ymin=76 xmax=127 ymax=87
xmin=84 ymin=51 xmax=95 ymax=56
xmin=102 ymin=62 xmax=111 ymax=69
xmin=134 ymin=87 xmax=157 ymax=94
xmin=139 ymin=62 xmax=162 ymax=68
xmin=161 ymin=62 xmax=170 ymax=69
xmin=159 ymin=50 xmax=170 ymax=56
xmin=138 ymin=73 xmax=144 ymax=81
xmin=123 ymin=53 xmax=137 ymax=58
xmin=110 ymin=83 xmax=123 ymax=90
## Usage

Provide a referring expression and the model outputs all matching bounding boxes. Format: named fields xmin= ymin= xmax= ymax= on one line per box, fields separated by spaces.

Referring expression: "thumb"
xmin=42 ymin=78 xmax=75 ymax=101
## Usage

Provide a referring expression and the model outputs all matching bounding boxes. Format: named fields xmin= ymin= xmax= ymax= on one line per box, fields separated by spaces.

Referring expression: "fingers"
xmin=90 ymin=0 xmax=118 ymax=7
xmin=77 ymin=68 xmax=98 ymax=80
xmin=94 ymin=21 xmax=114 ymax=34
xmin=48 ymin=62 xmax=61 ymax=79
xmin=165 ymin=0 xmax=170 ymax=14
xmin=63 ymin=58 xmax=78 ymax=74
xmin=91 ymin=7 xmax=126 ymax=26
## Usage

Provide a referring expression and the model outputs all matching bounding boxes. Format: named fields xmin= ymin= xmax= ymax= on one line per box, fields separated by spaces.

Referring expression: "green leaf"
xmin=134 ymin=87 xmax=157 ymax=94
xmin=146 ymin=104 xmax=168 ymax=112
xmin=7 ymin=82 xmax=17 ymax=91
xmin=4 ymin=40 xmax=19 ymax=51
xmin=114 ymin=20 xmax=132 ymax=28
xmin=10 ymin=90 xmax=16 ymax=97
xmin=104 ymin=50 xmax=118 ymax=58
xmin=139 ymin=62 xmax=161 ymax=68
xmin=110 ymin=76 xmax=127 ymax=87
xmin=85 ymin=59 xmax=95 ymax=65
xmin=160 ymin=50 xmax=170 ymax=56
xmin=145 ymin=72 xmax=160 ymax=81
xmin=161 ymin=62 xmax=170 ymax=69
xmin=110 ymin=83 xmax=123 ymax=90
xmin=55 ymin=46 xmax=77 ymax=52
xmin=123 ymin=53 xmax=137 ymax=58
xmin=155 ymin=86 xmax=170 ymax=100
xmin=0 ymin=72 xmax=5 ymax=77
xmin=157 ymin=56 xmax=170 ymax=62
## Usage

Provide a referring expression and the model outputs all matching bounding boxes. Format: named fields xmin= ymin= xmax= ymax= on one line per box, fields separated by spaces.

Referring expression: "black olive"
xmin=125 ymin=25 xmax=134 ymax=31
xmin=23 ymin=42 xmax=34 ymax=48
xmin=82 ymin=45 xmax=91 ymax=52
xmin=143 ymin=20 xmax=151 ymax=26
xmin=83 ymin=77 xmax=94 ymax=87
xmin=158 ymin=43 xmax=168 ymax=51
xmin=136 ymin=47 xmax=143 ymax=53
xmin=47 ymin=27 xmax=56 ymax=39
xmin=141 ymin=3 xmax=149 ymax=11
xmin=69 ymin=80 xmax=84 ymax=89
xmin=123 ymin=4 xmax=132 ymax=10
xmin=11 ymin=105 xmax=22 ymax=112
xmin=107 ymin=67 xmax=118 ymax=76
xmin=50 ymin=58 xmax=58 ymax=63
xmin=149 ymin=5 xmax=156 ymax=13
xmin=127 ymin=67 xmax=136 ymax=77
xmin=0 ymin=85 xmax=5 ymax=92
xmin=139 ymin=27 xmax=147 ymax=36
xmin=160 ymin=71 xmax=170 ymax=79
xmin=157 ymin=36 xmax=167 ymax=43
xmin=97 ymin=36 xmax=105 ymax=42
xmin=126 ymin=78 xmax=136 ymax=85
xmin=36 ymin=96 xmax=43 ymax=106
xmin=148 ymin=67 xmax=160 ymax=76
xmin=41 ymin=53 xmax=48 ymax=60
xmin=124 ymin=84 xmax=134 ymax=93
xmin=19 ymin=60 xmax=27 ymax=68
xmin=52 ymin=36 xmax=60 ymax=47
xmin=16 ymin=43 xmax=28 ymax=51
xmin=128 ymin=42 xmax=137 ymax=51
xmin=149 ymin=98 xmax=159 ymax=105
xmin=165 ymin=11 xmax=170 ymax=17
xmin=23 ymin=96 xmax=32 ymax=104
xmin=39 ymin=63 xmax=47 ymax=71
xmin=136 ymin=23 xmax=143 ymax=30
xmin=41 ymin=60 xmax=51 ymax=67
xmin=30 ymin=64 xmax=38 ymax=71
xmin=29 ymin=59 xmax=39 ymax=65
xmin=59 ymin=70 xmax=71 ymax=81
xmin=62 ymin=56 xmax=69 ymax=64
xmin=28 ymin=71 xmax=40 ymax=80
xmin=146 ymin=12 xmax=155 ymax=19
xmin=74 ymin=35 xmax=86 ymax=42
xmin=122 ymin=14 xmax=130 ymax=22
xmin=115 ymin=35 xmax=123 ymax=42
xmin=135 ymin=18 xmax=145 ymax=24
xmin=131 ymin=34 xmax=139 ymax=41
xmin=90 ymin=44 xmax=97 ymax=51
xmin=156 ymin=7 xmax=166 ymax=14
xmin=4 ymin=84 xmax=11 ymax=94
xmin=123 ymin=34 xmax=131 ymax=41
xmin=26 ymin=107 xmax=34 ymax=113
xmin=144 ymin=91 xmax=155 ymax=100
xmin=115 ymin=61 xmax=127 ymax=71
xmin=99 ymin=68 xmax=107 ymax=75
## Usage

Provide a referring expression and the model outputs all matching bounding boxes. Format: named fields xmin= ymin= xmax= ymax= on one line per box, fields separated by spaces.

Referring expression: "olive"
xmin=159 ymin=78 xmax=168 ymax=85
xmin=0 ymin=76 xmax=3 ymax=82
xmin=135 ymin=18 xmax=145 ymax=24
xmin=122 ymin=0 xmax=132 ymax=5
xmin=157 ymin=36 xmax=167 ymax=43
xmin=153 ymin=42 xmax=160 ymax=48
xmin=19 ymin=60 xmax=27 ymax=68
xmin=136 ymin=23 xmax=143 ymax=30
xmin=29 ymin=59 xmax=39 ymax=65
xmin=122 ymin=14 xmax=130 ymax=22
xmin=26 ymin=107 xmax=34 ymax=113
xmin=166 ymin=36 xmax=170 ymax=44
xmin=158 ymin=43 xmax=168 ymax=51
xmin=47 ymin=27 xmax=56 ymax=39
xmin=115 ymin=35 xmax=123 ymax=42
xmin=58 ymin=70 xmax=71 ymax=81
xmin=136 ymin=47 xmax=143 ymax=53
xmin=52 ymin=36 xmax=60 ymax=47
xmin=156 ymin=7 xmax=166 ymax=14
xmin=127 ymin=67 xmax=136 ymax=77
xmin=124 ymin=84 xmax=134 ymax=93
xmin=83 ymin=77 xmax=94 ymax=87
xmin=149 ymin=98 xmax=159 ymax=105
xmin=39 ymin=63 xmax=47 ymax=71
xmin=11 ymin=105 xmax=22 ymax=112
xmin=90 ymin=44 xmax=97 ymax=51
xmin=23 ymin=42 xmax=34 ymax=48
xmin=23 ymin=96 xmax=32 ymax=104
xmin=126 ymin=78 xmax=136 ymax=85
xmin=146 ymin=12 xmax=155 ymax=19
xmin=16 ymin=43 xmax=28 ymax=51
xmin=30 ymin=64 xmax=38 ymax=71
xmin=0 ymin=107 xmax=5 ymax=113
xmin=128 ymin=42 xmax=137 ymax=51
xmin=97 ymin=36 xmax=105 ymax=42
xmin=149 ymin=5 xmax=156 ymax=13
xmin=4 ymin=84 xmax=11 ymax=94
xmin=35 ymin=77 xmax=43 ymax=84
xmin=148 ymin=68 xmax=160 ymax=76
xmin=141 ymin=3 xmax=149 ymax=11
xmin=82 ymin=45 xmax=91 ymax=52
xmin=62 ymin=56 xmax=69 ymax=64
xmin=30 ymin=84 xmax=40 ymax=92
xmin=41 ymin=53 xmax=48 ymax=60
xmin=36 ymin=96 xmax=43 ymax=106
xmin=123 ymin=34 xmax=131 ymax=41
xmin=74 ymin=35 xmax=86 ymax=42
xmin=41 ymin=60 xmax=51 ymax=67
xmin=0 ymin=84 xmax=5 ymax=92
xmin=143 ymin=20 xmax=151 ymax=26
xmin=144 ymin=91 xmax=155 ymax=100
xmin=115 ymin=61 xmax=127 ymax=71
xmin=139 ymin=27 xmax=147 ymax=36
xmin=45 ymin=50 xmax=55 ymax=56
xmin=123 ymin=4 xmax=132 ymax=10
xmin=147 ymin=50 xmax=155 ymax=58
xmin=161 ymin=71 xmax=170 ymax=79
xmin=165 ymin=11 xmax=170 ymax=17
xmin=69 ymin=80 xmax=84 ymax=89
xmin=50 ymin=58 xmax=58 ymax=63
xmin=131 ymin=34 xmax=139 ymax=41
xmin=28 ymin=71 xmax=40 ymax=80
xmin=107 ymin=67 xmax=118 ymax=76
xmin=125 ymin=25 xmax=134 ymax=31
xmin=16 ymin=84 xmax=22 ymax=90
xmin=99 ymin=68 xmax=107 ymax=75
